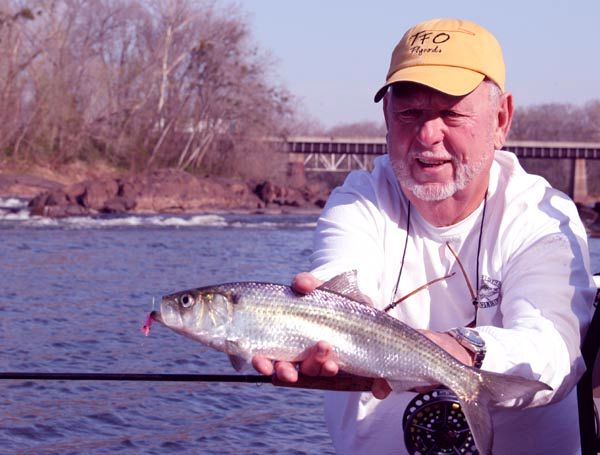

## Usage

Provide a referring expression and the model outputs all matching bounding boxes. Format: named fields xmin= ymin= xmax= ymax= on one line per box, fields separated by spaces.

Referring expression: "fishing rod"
xmin=0 ymin=371 xmax=373 ymax=392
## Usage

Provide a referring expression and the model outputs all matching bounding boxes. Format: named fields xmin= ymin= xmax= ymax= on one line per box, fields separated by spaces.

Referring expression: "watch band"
xmin=447 ymin=327 xmax=486 ymax=369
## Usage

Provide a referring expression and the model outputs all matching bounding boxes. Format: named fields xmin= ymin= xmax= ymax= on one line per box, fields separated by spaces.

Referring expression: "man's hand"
xmin=251 ymin=272 xmax=473 ymax=399
xmin=252 ymin=273 xmax=338 ymax=381
xmin=252 ymin=340 xmax=339 ymax=382
xmin=251 ymin=272 xmax=392 ymax=399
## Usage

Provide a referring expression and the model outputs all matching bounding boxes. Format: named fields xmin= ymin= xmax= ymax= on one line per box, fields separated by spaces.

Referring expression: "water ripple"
xmin=0 ymin=219 xmax=339 ymax=453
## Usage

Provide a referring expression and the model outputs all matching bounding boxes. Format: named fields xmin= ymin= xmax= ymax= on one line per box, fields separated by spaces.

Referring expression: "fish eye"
xmin=179 ymin=294 xmax=194 ymax=308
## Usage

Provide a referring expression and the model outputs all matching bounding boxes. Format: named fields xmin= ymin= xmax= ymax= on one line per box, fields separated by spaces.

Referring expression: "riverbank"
xmin=1 ymin=163 xmax=599 ymax=236
xmin=0 ymin=164 xmax=329 ymax=217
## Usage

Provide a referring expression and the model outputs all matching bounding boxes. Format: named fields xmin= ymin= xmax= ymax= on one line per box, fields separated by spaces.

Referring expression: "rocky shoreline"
xmin=0 ymin=169 xmax=330 ymax=218
xmin=1 ymin=168 xmax=599 ymax=236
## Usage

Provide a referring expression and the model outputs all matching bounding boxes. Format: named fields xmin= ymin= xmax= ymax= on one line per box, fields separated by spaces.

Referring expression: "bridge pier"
xmin=574 ymin=158 xmax=589 ymax=204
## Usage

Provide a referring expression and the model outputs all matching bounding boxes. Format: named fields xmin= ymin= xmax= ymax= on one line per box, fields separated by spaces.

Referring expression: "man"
xmin=254 ymin=18 xmax=596 ymax=454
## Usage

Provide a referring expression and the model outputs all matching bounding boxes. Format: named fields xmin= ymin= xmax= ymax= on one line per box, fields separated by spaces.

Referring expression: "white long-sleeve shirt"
xmin=310 ymin=151 xmax=596 ymax=454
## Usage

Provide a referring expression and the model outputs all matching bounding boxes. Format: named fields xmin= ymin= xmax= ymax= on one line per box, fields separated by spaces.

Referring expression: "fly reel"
xmin=403 ymin=388 xmax=478 ymax=455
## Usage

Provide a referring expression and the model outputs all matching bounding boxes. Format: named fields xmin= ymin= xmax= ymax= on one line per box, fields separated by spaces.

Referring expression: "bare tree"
xmin=0 ymin=0 xmax=295 ymax=180
xmin=142 ymin=0 xmax=293 ymax=174
xmin=510 ymin=101 xmax=600 ymax=142
xmin=324 ymin=121 xmax=386 ymax=138
xmin=0 ymin=3 xmax=38 ymax=159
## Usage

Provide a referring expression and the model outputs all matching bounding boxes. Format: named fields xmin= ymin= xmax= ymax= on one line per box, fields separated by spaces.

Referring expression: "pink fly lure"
xmin=141 ymin=312 xmax=154 ymax=336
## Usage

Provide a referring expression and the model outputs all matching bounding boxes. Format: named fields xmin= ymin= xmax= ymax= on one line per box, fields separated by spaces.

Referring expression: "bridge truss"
xmin=284 ymin=136 xmax=600 ymax=172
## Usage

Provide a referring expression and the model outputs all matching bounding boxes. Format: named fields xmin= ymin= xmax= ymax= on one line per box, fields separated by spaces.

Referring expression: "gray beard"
xmin=391 ymin=150 xmax=490 ymax=202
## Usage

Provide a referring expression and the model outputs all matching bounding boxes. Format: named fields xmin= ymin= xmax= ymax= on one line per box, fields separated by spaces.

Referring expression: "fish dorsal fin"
xmin=318 ymin=271 xmax=373 ymax=306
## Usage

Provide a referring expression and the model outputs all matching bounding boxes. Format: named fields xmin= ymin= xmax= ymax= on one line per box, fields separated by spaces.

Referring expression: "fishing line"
xmin=391 ymin=200 xmax=411 ymax=304
xmin=473 ymin=189 xmax=489 ymax=310
xmin=388 ymin=190 xmax=488 ymax=317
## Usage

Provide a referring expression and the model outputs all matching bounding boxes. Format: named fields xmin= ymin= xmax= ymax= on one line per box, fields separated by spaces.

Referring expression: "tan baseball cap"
xmin=374 ymin=18 xmax=505 ymax=102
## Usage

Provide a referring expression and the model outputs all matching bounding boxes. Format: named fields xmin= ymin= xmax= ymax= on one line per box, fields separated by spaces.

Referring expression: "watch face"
xmin=457 ymin=327 xmax=485 ymax=347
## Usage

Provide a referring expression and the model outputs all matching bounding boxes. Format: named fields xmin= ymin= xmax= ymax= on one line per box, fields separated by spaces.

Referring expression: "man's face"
xmin=384 ymin=82 xmax=500 ymax=202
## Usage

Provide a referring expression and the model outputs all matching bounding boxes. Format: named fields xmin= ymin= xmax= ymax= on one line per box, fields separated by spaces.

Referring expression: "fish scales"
xmin=152 ymin=273 xmax=552 ymax=455
xmin=162 ymin=281 xmax=479 ymax=389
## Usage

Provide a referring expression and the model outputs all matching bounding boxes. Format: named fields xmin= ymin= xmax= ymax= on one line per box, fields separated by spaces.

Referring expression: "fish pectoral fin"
xmin=224 ymin=339 xmax=251 ymax=372
xmin=319 ymin=270 xmax=373 ymax=306
xmin=228 ymin=354 xmax=250 ymax=372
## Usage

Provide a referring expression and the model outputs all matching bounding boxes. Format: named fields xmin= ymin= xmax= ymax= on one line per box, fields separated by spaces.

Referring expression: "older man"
xmin=254 ymin=18 xmax=596 ymax=454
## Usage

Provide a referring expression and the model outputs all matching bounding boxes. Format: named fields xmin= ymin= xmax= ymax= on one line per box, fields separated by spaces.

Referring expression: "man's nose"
xmin=416 ymin=116 xmax=444 ymax=147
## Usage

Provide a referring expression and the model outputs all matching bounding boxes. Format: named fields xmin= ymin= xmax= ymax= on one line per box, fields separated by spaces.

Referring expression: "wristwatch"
xmin=446 ymin=327 xmax=486 ymax=368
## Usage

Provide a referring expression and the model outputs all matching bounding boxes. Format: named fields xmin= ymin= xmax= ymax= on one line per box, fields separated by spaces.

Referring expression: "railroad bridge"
xmin=283 ymin=136 xmax=600 ymax=203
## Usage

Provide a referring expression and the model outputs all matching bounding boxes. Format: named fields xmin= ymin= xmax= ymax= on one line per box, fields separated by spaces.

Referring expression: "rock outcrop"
xmin=0 ymin=173 xmax=63 ymax=198
xmin=26 ymin=169 xmax=329 ymax=218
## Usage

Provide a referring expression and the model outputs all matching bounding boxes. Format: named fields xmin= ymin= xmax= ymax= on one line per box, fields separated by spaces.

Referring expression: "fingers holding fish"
xmin=252 ymin=341 xmax=339 ymax=383
xmin=291 ymin=272 xmax=323 ymax=295
xmin=290 ymin=272 xmax=387 ymax=398
xmin=297 ymin=341 xmax=339 ymax=377
xmin=371 ymin=378 xmax=392 ymax=399
xmin=270 ymin=272 xmax=337 ymax=382
xmin=252 ymin=268 xmax=332 ymax=385
xmin=251 ymin=354 xmax=275 ymax=376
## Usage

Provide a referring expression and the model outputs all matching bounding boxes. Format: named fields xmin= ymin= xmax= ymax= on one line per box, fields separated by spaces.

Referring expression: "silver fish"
xmin=151 ymin=271 xmax=551 ymax=455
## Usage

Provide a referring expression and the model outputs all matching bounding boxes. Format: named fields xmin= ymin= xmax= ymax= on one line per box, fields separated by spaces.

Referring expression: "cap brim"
xmin=373 ymin=65 xmax=486 ymax=102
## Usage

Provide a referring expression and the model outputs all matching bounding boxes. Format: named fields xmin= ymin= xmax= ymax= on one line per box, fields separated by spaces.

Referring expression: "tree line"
xmin=1 ymin=0 xmax=598 ymax=182
xmin=315 ymin=101 xmax=600 ymax=143
xmin=0 ymin=0 xmax=295 ymax=180
xmin=510 ymin=101 xmax=600 ymax=142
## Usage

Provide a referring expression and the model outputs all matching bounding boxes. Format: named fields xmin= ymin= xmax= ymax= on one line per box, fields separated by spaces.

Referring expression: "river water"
xmin=1 ymin=197 xmax=599 ymax=454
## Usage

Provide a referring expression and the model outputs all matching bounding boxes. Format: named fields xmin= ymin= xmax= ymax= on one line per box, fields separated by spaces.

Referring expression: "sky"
xmin=237 ymin=0 xmax=600 ymax=129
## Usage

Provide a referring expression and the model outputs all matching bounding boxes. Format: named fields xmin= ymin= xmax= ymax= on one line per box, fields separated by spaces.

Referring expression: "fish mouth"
xmin=154 ymin=303 xmax=185 ymax=329
xmin=150 ymin=310 xmax=162 ymax=324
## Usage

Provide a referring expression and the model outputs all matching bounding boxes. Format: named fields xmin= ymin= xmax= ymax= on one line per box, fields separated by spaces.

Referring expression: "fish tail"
xmin=459 ymin=370 xmax=552 ymax=455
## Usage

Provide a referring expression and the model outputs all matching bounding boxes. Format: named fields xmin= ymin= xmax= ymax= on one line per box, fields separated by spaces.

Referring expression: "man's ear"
xmin=494 ymin=91 xmax=514 ymax=149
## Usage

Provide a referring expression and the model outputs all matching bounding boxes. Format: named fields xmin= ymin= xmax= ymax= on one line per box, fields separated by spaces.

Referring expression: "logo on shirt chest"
xmin=477 ymin=275 xmax=501 ymax=308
